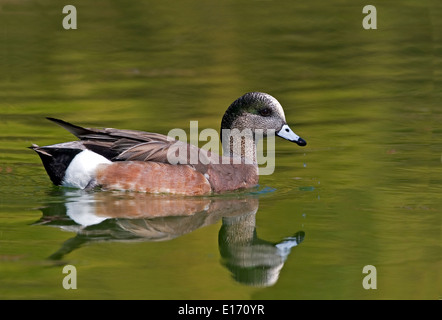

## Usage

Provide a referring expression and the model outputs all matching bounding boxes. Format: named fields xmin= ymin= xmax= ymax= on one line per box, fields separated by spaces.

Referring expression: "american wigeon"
xmin=31 ymin=92 xmax=306 ymax=195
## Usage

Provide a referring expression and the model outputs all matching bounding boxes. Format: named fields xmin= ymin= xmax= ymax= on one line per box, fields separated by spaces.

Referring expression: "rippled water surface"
xmin=0 ymin=0 xmax=440 ymax=299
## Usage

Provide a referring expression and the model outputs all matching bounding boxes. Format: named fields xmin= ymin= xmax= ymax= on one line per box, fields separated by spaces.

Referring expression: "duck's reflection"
xmin=219 ymin=213 xmax=304 ymax=287
xmin=35 ymin=189 xmax=304 ymax=287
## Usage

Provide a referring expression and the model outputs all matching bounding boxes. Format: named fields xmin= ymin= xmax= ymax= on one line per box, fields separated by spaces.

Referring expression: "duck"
xmin=30 ymin=92 xmax=306 ymax=195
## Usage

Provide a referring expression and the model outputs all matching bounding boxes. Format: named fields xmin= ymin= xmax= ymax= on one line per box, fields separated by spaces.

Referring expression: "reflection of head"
xmin=219 ymin=244 xmax=285 ymax=287
xmin=219 ymin=213 xmax=304 ymax=287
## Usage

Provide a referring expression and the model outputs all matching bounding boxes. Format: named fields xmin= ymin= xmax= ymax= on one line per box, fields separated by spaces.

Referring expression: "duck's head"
xmin=221 ymin=92 xmax=307 ymax=146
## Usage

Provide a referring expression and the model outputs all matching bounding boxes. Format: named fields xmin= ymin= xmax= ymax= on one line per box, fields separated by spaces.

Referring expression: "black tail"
xmin=30 ymin=143 xmax=83 ymax=186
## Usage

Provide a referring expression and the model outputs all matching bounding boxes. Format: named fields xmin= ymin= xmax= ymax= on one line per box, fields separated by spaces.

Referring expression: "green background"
xmin=0 ymin=0 xmax=440 ymax=299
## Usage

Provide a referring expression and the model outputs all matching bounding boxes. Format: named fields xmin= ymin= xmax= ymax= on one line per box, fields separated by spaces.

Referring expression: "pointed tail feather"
xmin=46 ymin=117 xmax=93 ymax=139
xmin=46 ymin=117 xmax=115 ymax=141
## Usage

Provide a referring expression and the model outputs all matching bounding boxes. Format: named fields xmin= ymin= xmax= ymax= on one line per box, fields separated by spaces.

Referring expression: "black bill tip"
xmin=295 ymin=137 xmax=307 ymax=147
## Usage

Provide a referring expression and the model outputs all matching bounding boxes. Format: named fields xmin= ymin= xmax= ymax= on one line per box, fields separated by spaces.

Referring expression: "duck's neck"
xmin=221 ymin=128 xmax=258 ymax=164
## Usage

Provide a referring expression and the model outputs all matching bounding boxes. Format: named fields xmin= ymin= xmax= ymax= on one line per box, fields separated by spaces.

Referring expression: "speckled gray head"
xmin=221 ymin=92 xmax=307 ymax=146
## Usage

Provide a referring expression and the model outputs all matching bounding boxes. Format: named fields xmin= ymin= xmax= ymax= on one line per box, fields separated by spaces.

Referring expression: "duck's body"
xmin=31 ymin=92 xmax=306 ymax=195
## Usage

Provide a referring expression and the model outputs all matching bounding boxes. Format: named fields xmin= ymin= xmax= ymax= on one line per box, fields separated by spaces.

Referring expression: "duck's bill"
xmin=276 ymin=124 xmax=307 ymax=146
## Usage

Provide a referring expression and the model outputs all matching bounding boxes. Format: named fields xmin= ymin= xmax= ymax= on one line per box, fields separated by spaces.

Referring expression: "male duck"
xmin=31 ymin=92 xmax=306 ymax=195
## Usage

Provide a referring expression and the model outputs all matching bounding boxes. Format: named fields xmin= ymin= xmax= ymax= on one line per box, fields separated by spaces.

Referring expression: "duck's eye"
xmin=259 ymin=108 xmax=271 ymax=117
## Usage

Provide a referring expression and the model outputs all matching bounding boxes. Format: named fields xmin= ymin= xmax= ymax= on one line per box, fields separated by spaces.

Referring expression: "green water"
xmin=0 ymin=0 xmax=440 ymax=299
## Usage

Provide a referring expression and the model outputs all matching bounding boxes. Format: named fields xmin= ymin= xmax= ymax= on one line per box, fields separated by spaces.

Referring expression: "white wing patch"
xmin=63 ymin=150 xmax=111 ymax=189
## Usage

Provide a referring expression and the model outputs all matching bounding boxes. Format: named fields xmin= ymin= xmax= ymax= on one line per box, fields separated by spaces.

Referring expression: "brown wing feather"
xmin=47 ymin=118 xmax=188 ymax=163
xmin=46 ymin=118 xmax=260 ymax=192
